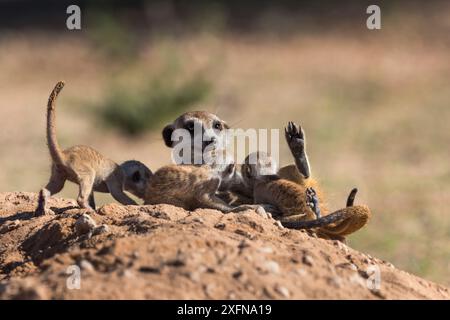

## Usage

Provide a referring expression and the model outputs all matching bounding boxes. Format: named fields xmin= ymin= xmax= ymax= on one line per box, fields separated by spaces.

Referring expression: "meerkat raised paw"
xmin=284 ymin=121 xmax=310 ymax=179
xmin=35 ymin=81 xmax=152 ymax=216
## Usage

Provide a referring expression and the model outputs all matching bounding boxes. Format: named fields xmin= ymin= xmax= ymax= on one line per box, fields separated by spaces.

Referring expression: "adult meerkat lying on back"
xmin=36 ymin=81 xmax=152 ymax=216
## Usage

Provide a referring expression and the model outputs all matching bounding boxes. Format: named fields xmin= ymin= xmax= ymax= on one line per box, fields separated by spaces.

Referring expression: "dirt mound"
xmin=0 ymin=192 xmax=448 ymax=299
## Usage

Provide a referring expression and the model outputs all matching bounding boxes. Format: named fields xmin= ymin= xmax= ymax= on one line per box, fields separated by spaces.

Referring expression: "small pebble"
xmin=274 ymin=221 xmax=284 ymax=229
xmin=327 ymin=276 xmax=342 ymax=288
xmin=295 ymin=268 xmax=307 ymax=276
xmin=0 ymin=220 xmax=21 ymax=234
xmin=274 ymin=284 xmax=290 ymax=298
xmin=264 ymin=260 xmax=280 ymax=274
xmin=214 ymin=222 xmax=226 ymax=230
xmin=258 ymin=246 xmax=274 ymax=254
xmin=74 ymin=214 xmax=97 ymax=236
xmin=79 ymin=260 xmax=95 ymax=273
xmin=255 ymin=206 xmax=271 ymax=219
xmin=93 ymin=224 xmax=109 ymax=236
xmin=336 ymin=262 xmax=358 ymax=271
xmin=192 ymin=217 xmax=204 ymax=223
xmin=302 ymin=254 xmax=314 ymax=267
xmin=232 ymin=270 xmax=243 ymax=279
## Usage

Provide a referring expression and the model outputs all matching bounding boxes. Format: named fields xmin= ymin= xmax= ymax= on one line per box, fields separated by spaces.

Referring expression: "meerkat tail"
xmin=280 ymin=210 xmax=352 ymax=229
xmin=346 ymin=188 xmax=358 ymax=207
xmin=47 ymin=81 xmax=66 ymax=166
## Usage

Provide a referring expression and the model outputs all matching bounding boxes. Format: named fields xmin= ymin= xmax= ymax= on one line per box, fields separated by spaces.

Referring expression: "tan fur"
xmin=239 ymin=153 xmax=371 ymax=239
xmin=277 ymin=164 xmax=371 ymax=238
xmin=36 ymin=81 xmax=151 ymax=216
xmin=144 ymin=164 xmax=265 ymax=214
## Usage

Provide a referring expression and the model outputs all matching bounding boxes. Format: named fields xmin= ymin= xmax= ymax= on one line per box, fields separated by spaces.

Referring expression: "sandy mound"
xmin=0 ymin=192 xmax=448 ymax=300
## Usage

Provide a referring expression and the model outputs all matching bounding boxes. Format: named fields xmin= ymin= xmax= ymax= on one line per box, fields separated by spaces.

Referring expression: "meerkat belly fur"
xmin=36 ymin=81 xmax=152 ymax=216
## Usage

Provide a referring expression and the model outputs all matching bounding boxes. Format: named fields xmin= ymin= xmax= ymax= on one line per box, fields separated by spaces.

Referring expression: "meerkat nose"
xmin=203 ymin=137 xmax=217 ymax=147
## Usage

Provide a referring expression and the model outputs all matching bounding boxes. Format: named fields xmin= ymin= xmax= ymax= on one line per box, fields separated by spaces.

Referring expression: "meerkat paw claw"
xmin=306 ymin=187 xmax=321 ymax=218
xmin=285 ymin=122 xmax=307 ymax=162
xmin=231 ymin=204 xmax=270 ymax=219
xmin=254 ymin=206 xmax=268 ymax=218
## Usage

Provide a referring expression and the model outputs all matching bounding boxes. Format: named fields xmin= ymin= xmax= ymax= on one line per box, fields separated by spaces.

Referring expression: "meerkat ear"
xmin=223 ymin=122 xmax=230 ymax=129
xmin=162 ymin=124 xmax=175 ymax=148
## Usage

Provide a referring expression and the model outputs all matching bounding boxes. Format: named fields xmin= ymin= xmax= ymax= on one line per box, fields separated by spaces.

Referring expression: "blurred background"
xmin=0 ymin=0 xmax=449 ymax=285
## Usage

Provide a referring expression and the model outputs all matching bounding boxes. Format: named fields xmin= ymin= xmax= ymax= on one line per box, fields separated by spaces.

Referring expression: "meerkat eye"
xmin=185 ymin=121 xmax=195 ymax=132
xmin=213 ymin=121 xmax=223 ymax=131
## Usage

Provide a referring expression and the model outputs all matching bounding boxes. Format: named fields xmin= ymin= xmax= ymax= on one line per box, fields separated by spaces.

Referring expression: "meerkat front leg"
xmin=195 ymin=177 xmax=237 ymax=212
xmin=105 ymin=177 xmax=138 ymax=206
xmin=36 ymin=169 xmax=66 ymax=216
xmin=285 ymin=121 xmax=310 ymax=178
xmin=196 ymin=178 xmax=270 ymax=217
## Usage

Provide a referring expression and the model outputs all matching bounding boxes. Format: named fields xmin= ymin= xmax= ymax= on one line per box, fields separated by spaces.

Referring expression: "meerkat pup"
xmin=35 ymin=81 xmax=152 ymax=216
xmin=238 ymin=151 xmax=370 ymax=236
xmin=143 ymin=162 xmax=271 ymax=216
xmin=279 ymin=121 xmax=371 ymax=237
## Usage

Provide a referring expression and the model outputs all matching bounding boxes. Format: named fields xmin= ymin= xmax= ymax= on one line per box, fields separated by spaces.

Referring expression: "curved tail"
xmin=281 ymin=209 xmax=351 ymax=229
xmin=281 ymin=188 xmax=359 ymax=229
xmin=346 ymin=188 xmax=358 ymax=206
xmin=47 ymin=81 xmax=66 ymax=166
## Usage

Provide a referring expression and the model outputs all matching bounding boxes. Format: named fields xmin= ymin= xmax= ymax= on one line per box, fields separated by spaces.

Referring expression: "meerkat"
xmin=278 ymin=121 xmax=371 ymax=237
xmin=143 ymin=162 xmax=270 ymax=215
xmin=35 ymin=81 xmax=152 ymax=216
xmin=162 ymin=111 xmax=231 ymax=167
xmin=237 ymin=151 xmax=370 ymax=237
xmin=161 ymin=112 xmax=370 ymax=237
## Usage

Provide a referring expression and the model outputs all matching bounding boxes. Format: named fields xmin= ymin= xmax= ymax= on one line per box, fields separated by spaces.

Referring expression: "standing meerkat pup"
xmin=36 ymin=81 xmax=152 ymax=216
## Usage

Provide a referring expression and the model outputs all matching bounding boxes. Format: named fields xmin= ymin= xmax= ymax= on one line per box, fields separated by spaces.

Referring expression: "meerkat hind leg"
xmin=36 ymin=171 xmax=66 ymax=216
xmin=198 ymin=192 xmax=237 ymax=212
xmin=77 ymin=174 xmax=96 ymax=211
xmin=306 ymin=187 xmax=321 ymax=218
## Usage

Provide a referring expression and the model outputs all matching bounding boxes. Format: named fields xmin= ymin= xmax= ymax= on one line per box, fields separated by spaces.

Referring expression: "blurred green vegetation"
xmin=95 ymin=69 xmax=212 ymax=136
xmin=86 ymin=9 xmax=213 ymax=136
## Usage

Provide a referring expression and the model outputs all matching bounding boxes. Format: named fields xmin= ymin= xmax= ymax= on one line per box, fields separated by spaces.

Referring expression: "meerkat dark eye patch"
xmin=213 ymin=121 xmax=223 ymax=131
xmin=184 ymin=121 xmax=195 ymax=132
xmin=132 ymin=171 xmax=141 ymax=182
